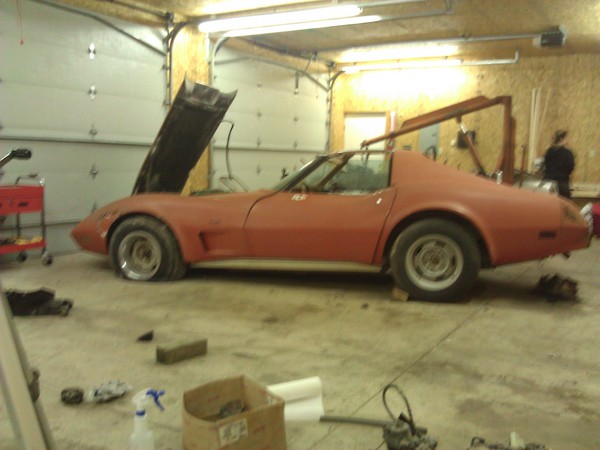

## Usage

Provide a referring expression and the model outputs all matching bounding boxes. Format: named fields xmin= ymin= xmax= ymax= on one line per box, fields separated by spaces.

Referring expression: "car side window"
xmin=289 ymin=152 xmax=390 ymax=194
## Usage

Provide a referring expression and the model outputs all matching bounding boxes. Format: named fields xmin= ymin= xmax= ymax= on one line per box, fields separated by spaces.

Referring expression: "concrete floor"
xmin=1 ymin=241 xmax=599 ymax=449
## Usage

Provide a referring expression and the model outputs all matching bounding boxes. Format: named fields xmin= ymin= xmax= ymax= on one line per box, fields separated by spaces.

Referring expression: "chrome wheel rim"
xmin=405 ymin=234 xmax=463 ymax=291
xmin=117 ymin=231 xmax=161 ymax=281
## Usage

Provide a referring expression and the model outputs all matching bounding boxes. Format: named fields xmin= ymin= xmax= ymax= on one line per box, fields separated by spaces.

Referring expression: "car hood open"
xmin=132 ymin=80 xmax=236 ymax=194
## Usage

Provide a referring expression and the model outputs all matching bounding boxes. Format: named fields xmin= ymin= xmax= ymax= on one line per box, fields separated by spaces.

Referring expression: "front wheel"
xmin=109 ymin=216 xmax=187 ymax=281
xmin=390 ymin=219 xmax=481 ymax=302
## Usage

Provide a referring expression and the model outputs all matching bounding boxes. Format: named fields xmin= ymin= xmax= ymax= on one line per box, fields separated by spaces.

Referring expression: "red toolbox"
xmin=0 ymin=178 xmax=52 ymax=264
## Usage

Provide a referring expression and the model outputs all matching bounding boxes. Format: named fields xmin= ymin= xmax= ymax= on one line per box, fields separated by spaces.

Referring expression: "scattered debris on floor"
xmin=61 ymin=388 xmax=85 ymax=405
xmin=321 ymin=383 xmax=437 ymax=450
xmin=219 ymin=399 xmax=245 ymax=418
xmin=156 ymin=338 xmax=208 ymax=364
xmin=90 ymin=380 xmax=132 ymax=402
xmin=534 ymin=274 xmax=579 ymax=302
xmin=5 ymin=287 xmax=73 ymax=316
xmin=61 ymin=381 xmax=132 ymax=405
xmin=468 ymin=434 xmax=548 ymax=450
xmin=137 ymin=330 xmax=154 ymax=342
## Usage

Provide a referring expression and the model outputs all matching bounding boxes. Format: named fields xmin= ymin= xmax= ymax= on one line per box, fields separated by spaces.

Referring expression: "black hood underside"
xmin=132 ymin=80 xmax=236 ymax=194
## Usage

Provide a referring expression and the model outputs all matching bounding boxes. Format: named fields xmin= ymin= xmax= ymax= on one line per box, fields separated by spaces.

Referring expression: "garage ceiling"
xmin=48 ymin=0 xmax=600 ymax=65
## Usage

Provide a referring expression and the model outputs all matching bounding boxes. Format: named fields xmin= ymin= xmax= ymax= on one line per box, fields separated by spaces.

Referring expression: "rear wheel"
xmin=109 ymin=216 xmax=186 ymax=281
xmin=390 ymin=219 xmax=480 ymax=301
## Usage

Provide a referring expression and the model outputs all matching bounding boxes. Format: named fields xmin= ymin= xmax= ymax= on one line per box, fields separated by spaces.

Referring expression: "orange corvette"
xmin=72 ymin=83 xmax=590 ymax=301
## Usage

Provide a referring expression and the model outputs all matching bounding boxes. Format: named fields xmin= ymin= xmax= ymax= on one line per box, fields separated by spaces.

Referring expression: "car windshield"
xmin=277 ymin=151 xmax=390 ymax=194
xmin=270 ymin=158 xmax=323 ymax=191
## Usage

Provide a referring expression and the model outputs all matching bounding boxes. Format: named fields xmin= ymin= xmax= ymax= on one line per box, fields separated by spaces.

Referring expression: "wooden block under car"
xmin=156 ymin=338 xmax=207 ymax=364
xmin=391 ymin=287 xmax=410 ymax=302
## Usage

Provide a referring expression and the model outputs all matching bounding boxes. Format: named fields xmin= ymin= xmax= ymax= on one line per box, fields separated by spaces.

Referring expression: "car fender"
xmin=73 ymin=191 xmax=270 ymax=262
xmin=374 ymin=178 xmax=564 ymax=266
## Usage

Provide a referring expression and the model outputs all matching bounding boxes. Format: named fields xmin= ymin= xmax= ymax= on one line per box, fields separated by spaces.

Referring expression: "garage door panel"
xmin=91 ymin=53 xmax=165 ymax=100
xmin=257 ymin=115 xmax=296 ymax=150
xmin=0 ymin=37 xmax=94 ymax=91
xmin=0 ymin=83 xmax=93 ymax=136
xmin=294 ymin=121 xmax=327 ymax=151
xmin=1 ymin=84 xmax=161 ymax=142
xmin=295 ymin=95 xmax=328 ymax=122
xmin=213 ymin=46 xmax=328 ymax=161
xmin=256 ymin=87 xmax=297 ymax=116
xmin=90 ymin=95 xmax=164 ymax=140
xmin=1 ymin=1 xmax=164 ymax=64
xmin=0 ymin=39 xmax=164 ymax=103
xmin=213 ymin=111 xmax=260 ymax=148
xmin=0 ymin=1 xmax=164 ymax=253
xmin=212 ymin=148 xmax=321 ymax=191
xmin=0 ymin=140 xmax=147 ymax=222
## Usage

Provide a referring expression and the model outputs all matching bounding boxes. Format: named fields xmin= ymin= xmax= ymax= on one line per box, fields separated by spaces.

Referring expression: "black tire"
xmin=109 ymin=216 xmax=187 ymax=282
xmin=390 ymin=219 xmax=480 ymax=302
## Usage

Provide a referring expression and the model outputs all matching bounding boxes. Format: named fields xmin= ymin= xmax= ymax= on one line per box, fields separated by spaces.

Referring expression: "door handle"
xmin=376 ymin=197 xmax=383 ymax=205
xmin=292 ymin=194 xmax=307 ymax=201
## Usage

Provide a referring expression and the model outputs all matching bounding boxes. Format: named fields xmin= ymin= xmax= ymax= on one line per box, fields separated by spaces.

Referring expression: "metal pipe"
xmin=320 ymin=415 xmax=390 ymax=428
xmin=0 ymin=135 xmax=152 ymax=147
xmin=213 ymin=55 xmax=329 ymax=92
xmin=98 ymin=0 xmax=167 ymax=19
xmin=358 ymin=0 xmax=431 ymax=7
xmin=31 ymin=0 xmax=166 ymax=56
xmin=212 ymin=144 xmax=324 ymax=154
xmin=324 ymin=29 xmax=533 ymax=54
xmin=462 ymin=50 xmax=520 ymax=66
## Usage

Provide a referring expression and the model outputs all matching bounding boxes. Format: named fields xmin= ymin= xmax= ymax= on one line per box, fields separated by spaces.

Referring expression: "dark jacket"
xmin=543 ymin=145 xmax=574 ymax=182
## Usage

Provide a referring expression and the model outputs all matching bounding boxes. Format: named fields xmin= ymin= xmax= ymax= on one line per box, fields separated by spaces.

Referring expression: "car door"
xmin=244 ymin=152 xmax=395 ymax=264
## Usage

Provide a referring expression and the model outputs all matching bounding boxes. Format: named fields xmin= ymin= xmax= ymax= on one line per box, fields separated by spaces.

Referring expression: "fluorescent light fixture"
xmin=342 ymin=59 xmax=464 ymax=73
xmin=223 ymin=15 xmax=381 ymax=37
xmin=337 ymin=44 xmax=459 ymax=63
xmin=199 ymin=5 xmax=362 ymax=33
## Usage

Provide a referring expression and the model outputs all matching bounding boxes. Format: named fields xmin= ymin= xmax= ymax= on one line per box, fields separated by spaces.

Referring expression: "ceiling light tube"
xmin=199 ymin=5 xmax=362 ymax=33
xmin=342 ymin=58 xmax=463 ymax=72
xmin=223 ymin=15 xmax=381 ymax=37
xmin=341 ymin=51 xmax=520 ymax=73
xmin=338 ymin=44 xmax=459 ymax=63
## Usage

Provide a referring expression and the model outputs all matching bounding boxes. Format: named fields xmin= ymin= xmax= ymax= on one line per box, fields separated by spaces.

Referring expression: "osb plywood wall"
xmin=170 ymin=26 xmax=210 ymax=194
xmin=332 ymin=54 xmax=600 ymax=185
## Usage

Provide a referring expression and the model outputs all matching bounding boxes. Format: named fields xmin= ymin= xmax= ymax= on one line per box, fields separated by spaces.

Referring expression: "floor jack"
xmin=321 ymin=384 xmax=437 ymax=450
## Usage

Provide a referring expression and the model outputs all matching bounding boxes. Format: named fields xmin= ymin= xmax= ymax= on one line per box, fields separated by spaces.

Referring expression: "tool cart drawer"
xmin=0 ymin=186 xmax=44 ymax=214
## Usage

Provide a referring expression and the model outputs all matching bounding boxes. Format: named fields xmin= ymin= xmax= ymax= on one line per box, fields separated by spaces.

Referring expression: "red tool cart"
xmin=0 ymin=149 xmax=53 ymax=265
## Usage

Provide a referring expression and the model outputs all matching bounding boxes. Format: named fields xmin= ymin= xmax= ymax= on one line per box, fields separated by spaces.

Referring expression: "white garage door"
xmin=211 ymin=47 xmax=329 ymax=190
xmin=0 ymin=1 xmax=166 ymax=254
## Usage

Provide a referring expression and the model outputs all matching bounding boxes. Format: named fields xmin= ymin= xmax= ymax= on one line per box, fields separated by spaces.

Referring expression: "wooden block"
xmin=391 ymin=287 xmax=409 ymax=302
xmin=156 ymin=338 xmax=207 ymax=364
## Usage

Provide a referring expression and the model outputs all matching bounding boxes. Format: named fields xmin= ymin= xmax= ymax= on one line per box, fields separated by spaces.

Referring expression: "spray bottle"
xmin=129 ymin=388 xmax=165 ymax=450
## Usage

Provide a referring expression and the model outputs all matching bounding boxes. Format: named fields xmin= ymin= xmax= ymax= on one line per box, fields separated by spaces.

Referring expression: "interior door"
xmin=244 ymin=189 xmax=395 ymax=263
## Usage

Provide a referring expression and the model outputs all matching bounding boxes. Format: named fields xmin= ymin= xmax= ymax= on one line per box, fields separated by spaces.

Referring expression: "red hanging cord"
xmin=16 ymin=0 xmax=24 ymax=45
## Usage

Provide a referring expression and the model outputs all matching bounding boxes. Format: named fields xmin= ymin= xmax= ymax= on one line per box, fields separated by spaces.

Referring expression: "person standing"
xmin=543 ymin=130 xmax=575 ymax=199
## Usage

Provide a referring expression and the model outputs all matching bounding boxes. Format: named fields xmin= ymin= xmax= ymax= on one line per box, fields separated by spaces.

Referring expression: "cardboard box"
xmin=183 ymin=375 xmax=286 ymax=450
